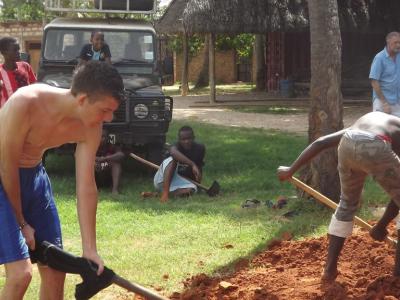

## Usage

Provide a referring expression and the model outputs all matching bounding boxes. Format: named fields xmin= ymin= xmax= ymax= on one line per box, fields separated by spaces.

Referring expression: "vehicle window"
xmin=43 ymin=28 xmax=155 ymax=63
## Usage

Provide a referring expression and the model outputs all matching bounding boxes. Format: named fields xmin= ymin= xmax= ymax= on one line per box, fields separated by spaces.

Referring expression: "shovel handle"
xmin=112 ymin=274 xmax=170 ymax=300
xmin=289 ymin=177 xmax=397 ymax=247
xmin=130 ymin=153 xmax=160 ymax=170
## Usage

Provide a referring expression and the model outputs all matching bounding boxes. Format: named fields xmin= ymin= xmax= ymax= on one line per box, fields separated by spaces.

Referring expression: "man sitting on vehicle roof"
xmin=79 ymin=31 xmax=111 ymax=64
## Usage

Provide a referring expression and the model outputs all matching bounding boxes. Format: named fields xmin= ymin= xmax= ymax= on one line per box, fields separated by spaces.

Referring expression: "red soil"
xmin=170 ymin=227 xmax=400 ymax=300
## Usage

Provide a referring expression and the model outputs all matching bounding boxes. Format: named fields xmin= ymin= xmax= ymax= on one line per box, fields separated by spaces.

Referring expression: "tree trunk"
xmin=209 ymin=33 xmax=216 ymax=104
xmin=255 ymin=34 xmax=266 ymax=91
xmin=307 ymin=0 xmax=343 ymax=201
xmin=195 ymin=35 xmax=209 ymax=88
xmin=181 ymin=32 xmax=189 ymax=96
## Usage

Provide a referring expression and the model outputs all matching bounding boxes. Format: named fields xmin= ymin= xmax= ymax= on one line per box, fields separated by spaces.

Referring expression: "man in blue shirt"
xmin=369 ymin=32 xmax=400 ymax=116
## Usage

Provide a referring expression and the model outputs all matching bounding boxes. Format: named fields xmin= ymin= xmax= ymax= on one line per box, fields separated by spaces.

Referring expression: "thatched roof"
xmin=155 ymin=0 xmax=188 ymax=34
xmin=182 ymin=0 xmax=309 ymax=34
xmin=158 ymin=0 xmax=400 ymax=35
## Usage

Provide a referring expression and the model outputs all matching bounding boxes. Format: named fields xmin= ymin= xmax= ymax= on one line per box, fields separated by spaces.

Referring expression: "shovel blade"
xmin=206 ymin=181 xmax=220 ymax=197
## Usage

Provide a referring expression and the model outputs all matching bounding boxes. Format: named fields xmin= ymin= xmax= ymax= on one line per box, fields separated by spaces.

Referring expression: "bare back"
xmin=0 ymin=84 xmax=97 ymax=167
xmin=350 ymin=111 xmax=400 ymax=152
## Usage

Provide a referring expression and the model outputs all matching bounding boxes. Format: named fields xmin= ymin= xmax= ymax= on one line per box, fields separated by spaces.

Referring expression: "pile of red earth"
xmin=170 ymin=227 xmax=400 ymax=300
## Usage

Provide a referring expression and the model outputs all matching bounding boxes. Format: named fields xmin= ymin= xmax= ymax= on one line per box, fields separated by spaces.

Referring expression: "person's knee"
xmin=334 ymin=203 xmax=358 ymax=222
xmin=38 ymin=265 xmax=65 ymax=289
xmin=6 ymin=265 xmax=33 ymax=290
xmin=165 ymin=159 xmax=177 ymax=170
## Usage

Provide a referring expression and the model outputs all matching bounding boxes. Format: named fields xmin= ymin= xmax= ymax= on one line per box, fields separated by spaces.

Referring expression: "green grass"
xmin=163 ymin=82 xmax=255 ymax=96
xmin=230 ymin=106 xmax=308 ymax=115
xmin=0 ymin=121 xmax=391 ymax=299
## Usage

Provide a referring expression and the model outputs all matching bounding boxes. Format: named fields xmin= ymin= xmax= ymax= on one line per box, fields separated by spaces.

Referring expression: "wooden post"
xmin=181 ymin=32 xmax=189 ymax=96
xmin=208 ymin=33 xmax=216 ymax=104
xmin=255 ymin=34 xmax=266 ymax=91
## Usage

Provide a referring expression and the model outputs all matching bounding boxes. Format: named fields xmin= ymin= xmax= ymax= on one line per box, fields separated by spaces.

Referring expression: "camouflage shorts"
xmin=335 ymin=130 xmax=400 ymax=222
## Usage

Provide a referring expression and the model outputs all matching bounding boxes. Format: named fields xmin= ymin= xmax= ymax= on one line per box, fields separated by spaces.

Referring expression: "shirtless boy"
xmin=0 ymin=61 xmax=124 ymax=299
xmin=277 ymin=111 xmax=400 ymax=281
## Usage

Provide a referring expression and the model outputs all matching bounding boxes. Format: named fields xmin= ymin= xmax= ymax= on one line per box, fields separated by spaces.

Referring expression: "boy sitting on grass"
xmin=154 ymin=126 xmax=205 ymax=202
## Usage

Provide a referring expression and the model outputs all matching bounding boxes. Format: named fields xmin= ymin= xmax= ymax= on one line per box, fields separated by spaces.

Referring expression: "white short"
xmin=153 ymin=157 xmax=197 ymax=192
xmin=373 ymin=98 xmax=400 ymax=117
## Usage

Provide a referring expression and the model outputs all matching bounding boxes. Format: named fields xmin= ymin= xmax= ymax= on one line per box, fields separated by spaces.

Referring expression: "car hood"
xmin=40 ymin=72 xmax=162 ymax=94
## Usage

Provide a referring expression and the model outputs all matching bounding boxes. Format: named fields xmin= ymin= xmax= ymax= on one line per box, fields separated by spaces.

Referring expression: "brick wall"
xmin=0 ymin=21 xmax=44 ymax=72
xmin=174 ymin=45 xmax=238 ymax=84
xmin=0 ymin=21 xmax=43 ymax=52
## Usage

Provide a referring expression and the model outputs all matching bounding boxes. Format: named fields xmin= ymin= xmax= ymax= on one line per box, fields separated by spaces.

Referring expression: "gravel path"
xmin=172 ymin=95 xmax=372 ymax=135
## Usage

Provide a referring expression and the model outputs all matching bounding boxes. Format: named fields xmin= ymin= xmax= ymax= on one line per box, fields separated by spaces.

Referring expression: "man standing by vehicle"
xmin=154 ymin=126 xmax=205 ymax=202
xmin=0 ymin=61 xmax=124 ymax=299
xmin=369 ymin=31 xmax=400 ymax=116
xmin=0 ymin=37 xmax=36 ymax=107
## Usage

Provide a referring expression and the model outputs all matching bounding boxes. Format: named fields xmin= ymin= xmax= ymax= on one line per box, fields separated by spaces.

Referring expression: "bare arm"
xmin=371 ymin=79 xmax=391 ymax=113
xmin=277 ymin=130 xmax=346 ymax=181
xmin=169 ymin=145 xmax=201 ymax=181
xmin=75 ymin=125 xmax=104 ymax=274
xmin=96 ymin=149 xmax=125 ymax=163
xmin=0 ymin=97 xmax=35 ymax=248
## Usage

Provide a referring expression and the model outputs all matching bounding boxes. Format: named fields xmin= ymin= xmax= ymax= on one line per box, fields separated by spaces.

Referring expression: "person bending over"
xmin=0 ymin=61 xmax=124 ymax=300
xmin=277 ymin=111 xmax=400 ymax=281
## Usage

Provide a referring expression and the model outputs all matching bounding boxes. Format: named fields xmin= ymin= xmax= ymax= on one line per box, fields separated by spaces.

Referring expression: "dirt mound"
xmin=171 ymin=228 xmax=399 ymax=300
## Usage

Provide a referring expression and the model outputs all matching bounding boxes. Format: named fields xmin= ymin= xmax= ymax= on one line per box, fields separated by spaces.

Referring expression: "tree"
xmin=0 ymin=0 xmax=45 ymax=21
xmin=307 ymin=0 xmax=343 ymax=201
xmin=194 ymin=35 xmax=209 ymax=88
xmin=254 ymin=34 xmax=266 ymax=91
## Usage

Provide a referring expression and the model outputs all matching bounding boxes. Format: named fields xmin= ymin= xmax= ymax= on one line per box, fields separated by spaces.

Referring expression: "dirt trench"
xmin=171 ymin=227 xmax=399 ymax=300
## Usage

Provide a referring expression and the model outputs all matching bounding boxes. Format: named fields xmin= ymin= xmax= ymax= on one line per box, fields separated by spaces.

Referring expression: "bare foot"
xmin=141 ymin=191 xmax=159 ymax=198
xmin=160 ymin=193 xmax=169 ymax=203
xmin=321 ymin=269 xmax=338 ymax=282
xmin=369 ymin=225 xmax=388 ymax=242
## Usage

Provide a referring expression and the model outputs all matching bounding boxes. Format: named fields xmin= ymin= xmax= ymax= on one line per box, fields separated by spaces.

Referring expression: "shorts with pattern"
xmin=329 ymin=130 xmax=400 ymax=237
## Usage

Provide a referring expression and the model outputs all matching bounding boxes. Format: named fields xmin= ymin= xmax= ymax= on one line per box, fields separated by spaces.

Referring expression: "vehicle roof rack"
xmin=44 ymin=0 xmax=156 ymax=14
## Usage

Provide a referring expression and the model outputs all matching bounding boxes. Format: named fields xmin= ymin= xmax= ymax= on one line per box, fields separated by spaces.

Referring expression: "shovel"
xmin=30 ymin=241 xmax=170 ymax=300
xmin=130 ymin=153 xmax=220 ymax=197
xmin=289 ymin=176 xmax=397 ymax=247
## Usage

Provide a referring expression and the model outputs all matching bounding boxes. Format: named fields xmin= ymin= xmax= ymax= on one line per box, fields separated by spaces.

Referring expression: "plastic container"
xmin=279 ymin=79 xmax=295 ymax=98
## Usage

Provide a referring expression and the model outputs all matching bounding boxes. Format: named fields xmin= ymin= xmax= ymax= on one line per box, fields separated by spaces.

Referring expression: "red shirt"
xmin=0 ymin=61 xmax=37 ymax=107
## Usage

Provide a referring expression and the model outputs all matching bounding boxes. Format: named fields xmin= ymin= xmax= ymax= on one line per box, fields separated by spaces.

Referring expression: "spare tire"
xmin=94 ymin=0 xmax=154 ymax=11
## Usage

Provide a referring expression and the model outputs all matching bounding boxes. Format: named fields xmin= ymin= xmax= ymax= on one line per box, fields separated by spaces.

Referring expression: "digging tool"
xmin=130 ymin=153 xmax=220 ymax=197
xmin=30 ymin=241 xmax=170 ymax=300
xmin=289 ymin=176 xmax=397 ymax=247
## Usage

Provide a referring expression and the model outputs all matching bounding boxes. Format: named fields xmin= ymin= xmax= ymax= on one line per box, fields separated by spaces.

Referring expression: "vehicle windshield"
xmin=43 ymin=28 xmax=155 ymax=63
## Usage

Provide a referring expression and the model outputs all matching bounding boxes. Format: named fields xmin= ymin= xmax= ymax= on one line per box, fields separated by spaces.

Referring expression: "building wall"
xmin=174 ymin=46 xmax=237 ymax=84
xmin=0 ymin=21 xmax=44 ymax=73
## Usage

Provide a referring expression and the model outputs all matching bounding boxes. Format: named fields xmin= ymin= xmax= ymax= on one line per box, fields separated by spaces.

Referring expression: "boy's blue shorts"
xmin=0 ymin=163 xmax=62 ymax=264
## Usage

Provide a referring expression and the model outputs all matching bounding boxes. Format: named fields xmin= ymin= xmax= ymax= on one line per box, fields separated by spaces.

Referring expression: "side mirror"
xmin=20 ymin=52 xmax=31 ymax=64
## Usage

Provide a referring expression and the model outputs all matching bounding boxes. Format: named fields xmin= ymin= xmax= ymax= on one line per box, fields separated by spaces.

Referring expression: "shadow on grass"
xmin=44 ymin=120 xmax=336 ymax=290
